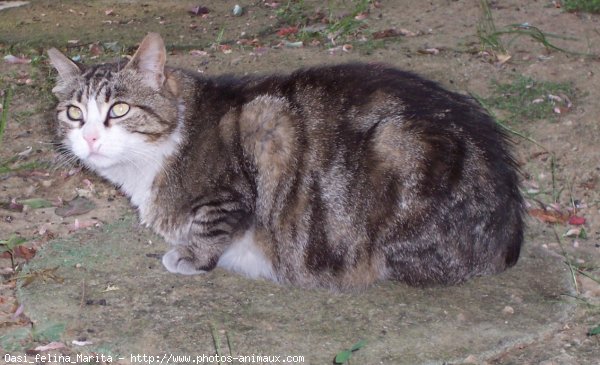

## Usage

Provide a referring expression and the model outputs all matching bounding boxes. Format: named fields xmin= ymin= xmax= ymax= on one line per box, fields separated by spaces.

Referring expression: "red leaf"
xmin=14 ymin=245 xmax=36 ymax=260
xmin=277 ymin=26 xmax=298 ymax=37
xmin=568 ymin=215 xmax=586 ymax=226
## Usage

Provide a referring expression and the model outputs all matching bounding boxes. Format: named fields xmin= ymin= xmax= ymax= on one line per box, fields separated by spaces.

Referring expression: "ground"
xmin=0 ymin=0 xmax=599 ymax=364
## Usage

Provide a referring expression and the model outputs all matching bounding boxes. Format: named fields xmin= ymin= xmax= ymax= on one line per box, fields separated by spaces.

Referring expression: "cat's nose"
xmin=83 ymin=132 xmax=99 ymax=150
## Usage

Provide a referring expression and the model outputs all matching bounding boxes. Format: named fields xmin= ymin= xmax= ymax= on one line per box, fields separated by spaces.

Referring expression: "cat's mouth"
xmin=84 ymin=151 xmax=112 ymax=167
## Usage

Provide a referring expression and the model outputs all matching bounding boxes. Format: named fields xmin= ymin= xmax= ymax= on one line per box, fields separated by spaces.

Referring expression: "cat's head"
xmin=48 ymin=33 xmax=181 ymax=171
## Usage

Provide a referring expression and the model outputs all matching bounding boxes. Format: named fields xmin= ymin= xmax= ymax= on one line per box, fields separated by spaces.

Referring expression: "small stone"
xmin=502 ymin=305 xmax=515 ymax=315
xmin=232 ymin=4 xmax=243 ymax=16
xmin=463 ymin=354 xmax=478 ymax=364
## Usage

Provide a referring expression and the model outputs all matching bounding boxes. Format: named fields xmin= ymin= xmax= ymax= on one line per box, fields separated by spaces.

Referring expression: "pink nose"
xmin=83 ymin=133 xmax=99 ymax=150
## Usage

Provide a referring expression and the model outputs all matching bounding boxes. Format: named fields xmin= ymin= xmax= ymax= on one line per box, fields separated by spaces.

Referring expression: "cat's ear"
xmin=47 ymin=48 xmax=81 ymax=94
xmin=125 ymin=33 xmax=166 ymax=90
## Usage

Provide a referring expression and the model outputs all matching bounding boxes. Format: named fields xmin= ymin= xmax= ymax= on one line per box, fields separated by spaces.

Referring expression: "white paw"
xmin=161 ymin=248 xmax=206 ymax=275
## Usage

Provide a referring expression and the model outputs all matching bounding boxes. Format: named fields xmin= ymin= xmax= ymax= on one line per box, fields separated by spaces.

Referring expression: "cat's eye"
xmin=109 ymin=103 xmax=130 ymax=118
xmin=66 ymin=106 xmax=83 ymax=121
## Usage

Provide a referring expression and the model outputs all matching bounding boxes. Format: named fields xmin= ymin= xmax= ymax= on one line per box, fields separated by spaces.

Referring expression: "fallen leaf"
xmin=189 ymin=6 xmax=210 ymax=16
xmin=568 ymin=215 xmax=586 ymax=225
xmin=283 ymin=41 xmax=303 ymax=48
xmin=89 ymin=43 xmax=103 ymax=56
xmin=496 ymin=53 xmax=511 ymax=65
xmin=528 ymin=208 xmax=568 ymax=224
xmin=72 ymin=339 xmax=93 ymax=346
xmin=219 ymin=44 xmax=232 ymax=54
xmin=1 ymin=199 xmax=24 ymax=212
xmin=564 ymin=227 xmax=582 ymax=238
xmin=13 ymin=245 xmax=36 ymax=260
xmin=277 ymin=26 xmax=298 ymax=37
xmin=418 ymin=48 xmax=440 ymax=55
xmin=35 ymin=341 xmax=65 ymax=352
xmin=354 ymin=12 xmax=368 ymax=20
xmin=11 ymin=303 xmax=24 ymax=319
xmin=21 ymin=198 xmax=53 ymax=209
xmin=372 ymin=29 xmax=400 ymax=39
xmin=102 ymin=284 xmax=120 ymax=292
xmin=68 ymin=219 xmax=101 ymax=232
xmin=588 ymin=325 xmax=600 ymax=336
xmin=189 ymin=49 xmax=209 ymax=57
xmin=54 ymin=196 xmax=96 ymax=217
xmin=373 ymin=28 xmax=417 ymax=39
xmin=4 ymin=55 xmax=31 ymax=64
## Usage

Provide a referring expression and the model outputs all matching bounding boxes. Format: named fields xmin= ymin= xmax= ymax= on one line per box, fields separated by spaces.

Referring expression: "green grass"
xmin=477 ymin=0 xmax=581 ymax=56
xmin=276 ymin=0 xmax=373 ymax=45
xmin=483 ymin=76 xmax=575 ymax=123
xmin=563 ymin=0 xmax=600 ymax=13
xmin=0 ymin=88 xmax=12 ymax=148
xmin=276 ymin=0 xmax=309 ymax=26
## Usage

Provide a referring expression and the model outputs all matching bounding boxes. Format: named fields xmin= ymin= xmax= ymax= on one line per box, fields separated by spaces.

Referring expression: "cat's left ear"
xmin=126 ymin=33 xmax=166 ymax=90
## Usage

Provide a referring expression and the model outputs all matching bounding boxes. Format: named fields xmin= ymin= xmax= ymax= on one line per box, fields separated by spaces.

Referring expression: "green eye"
xmin=109 ymin=103 xmax=130 ymax=118
xmin=67 ymin=106 xmax=82 ymax=121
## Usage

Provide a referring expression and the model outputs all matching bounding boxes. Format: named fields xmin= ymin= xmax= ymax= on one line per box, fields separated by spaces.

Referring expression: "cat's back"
xmin=199 ymin=63 xmax=523 ymax=288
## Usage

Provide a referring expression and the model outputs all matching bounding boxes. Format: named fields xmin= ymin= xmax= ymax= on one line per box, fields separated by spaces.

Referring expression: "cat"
xmin=48 ymin=33 xmax=524 ymax=290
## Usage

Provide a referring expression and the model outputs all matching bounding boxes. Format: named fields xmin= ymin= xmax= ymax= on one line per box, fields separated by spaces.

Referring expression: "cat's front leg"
xmin=161 ymin=200 xmax=249 ymax=275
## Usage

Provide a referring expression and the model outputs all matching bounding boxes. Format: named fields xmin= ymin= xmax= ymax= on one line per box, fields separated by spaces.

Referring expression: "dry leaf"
xmin=189 ymin=49 xmax=208 ymax=57
xmin=4 ymin=55 xmax=31 ymax=64
xmin=496 ymin=53 xmax=511 ymax=65
xmin=354 ymin=12 xmax=368 ymax=20
xmin=72 ymin=339 xmax=93 ymax=346
xmin=528 ymin=208 xmax=568 ymax=224
xmin=35 ymin=342 xmax=66 ymax=352
xmin=418 ymin=48 xmax=440 ymax=55
xmin=102 ymin=284 xmax=120 ymax=292
xmin=189 ymin=6 xmax=210 ymax=16
xmin=54 ymin=196 xmax=96 ymax=217
xmin=564 ymin=227 xmax=582 ymax=237
xmin=277 ymin=26 xmax=298 ymax=37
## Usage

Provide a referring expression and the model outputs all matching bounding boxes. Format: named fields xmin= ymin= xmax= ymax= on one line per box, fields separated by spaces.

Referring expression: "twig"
xmin=80 ymin=278 xmax=86 ymax=308
xmin=553 ymin=227 xmax=579 ymax=295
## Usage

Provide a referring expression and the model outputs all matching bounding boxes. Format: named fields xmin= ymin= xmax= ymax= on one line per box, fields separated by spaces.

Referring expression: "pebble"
xmin=502 ymin=305 xmax=515 ymax=315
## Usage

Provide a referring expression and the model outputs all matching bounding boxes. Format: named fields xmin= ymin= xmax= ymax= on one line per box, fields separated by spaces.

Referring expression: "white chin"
xmin=84 ymin=154 xmax=116 ymax=169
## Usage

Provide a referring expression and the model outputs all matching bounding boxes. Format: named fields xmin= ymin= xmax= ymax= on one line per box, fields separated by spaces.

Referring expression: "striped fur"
xmin=49 ymin=33 xmax=524 ymax=290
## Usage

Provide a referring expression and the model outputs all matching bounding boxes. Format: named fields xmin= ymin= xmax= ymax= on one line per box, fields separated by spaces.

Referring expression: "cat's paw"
xmin=161 ymin=248 xmax=207 ymax=275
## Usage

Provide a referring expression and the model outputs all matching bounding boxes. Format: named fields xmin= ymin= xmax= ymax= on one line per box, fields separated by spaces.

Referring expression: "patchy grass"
xmin=483 ymin=76 xmax=575 ymax=123
xmin=0 ymin=87 xmax=11 ymax=148
xmin=563 ymin=0 xmax=600 ymax=13
xmin=477 ymin=0 xmax=581 ymax=58
xmin=276 ymin=0 xmax=375 ymax=47
xmin=276 ymin=0 xmax=310 ymax=27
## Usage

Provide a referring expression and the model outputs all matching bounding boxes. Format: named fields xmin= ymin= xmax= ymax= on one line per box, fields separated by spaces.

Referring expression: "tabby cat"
xmin=48 ymin=33 xmax=524 ymax=290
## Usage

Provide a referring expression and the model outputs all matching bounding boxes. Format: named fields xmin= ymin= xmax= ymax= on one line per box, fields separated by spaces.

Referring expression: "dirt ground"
xmin=0 ymin=0 xmax=599 ymax=363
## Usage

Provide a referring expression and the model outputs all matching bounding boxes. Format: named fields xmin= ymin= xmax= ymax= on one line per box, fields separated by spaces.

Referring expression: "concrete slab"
xmin=12 ymin=215 xmax=575 ymax=364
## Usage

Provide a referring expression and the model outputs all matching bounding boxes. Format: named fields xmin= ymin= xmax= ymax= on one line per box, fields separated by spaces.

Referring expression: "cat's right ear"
xmin=47 ymin=48 xmax=81 ymax=80
xmin=47 ymin=48 xmax=81 ymax=94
